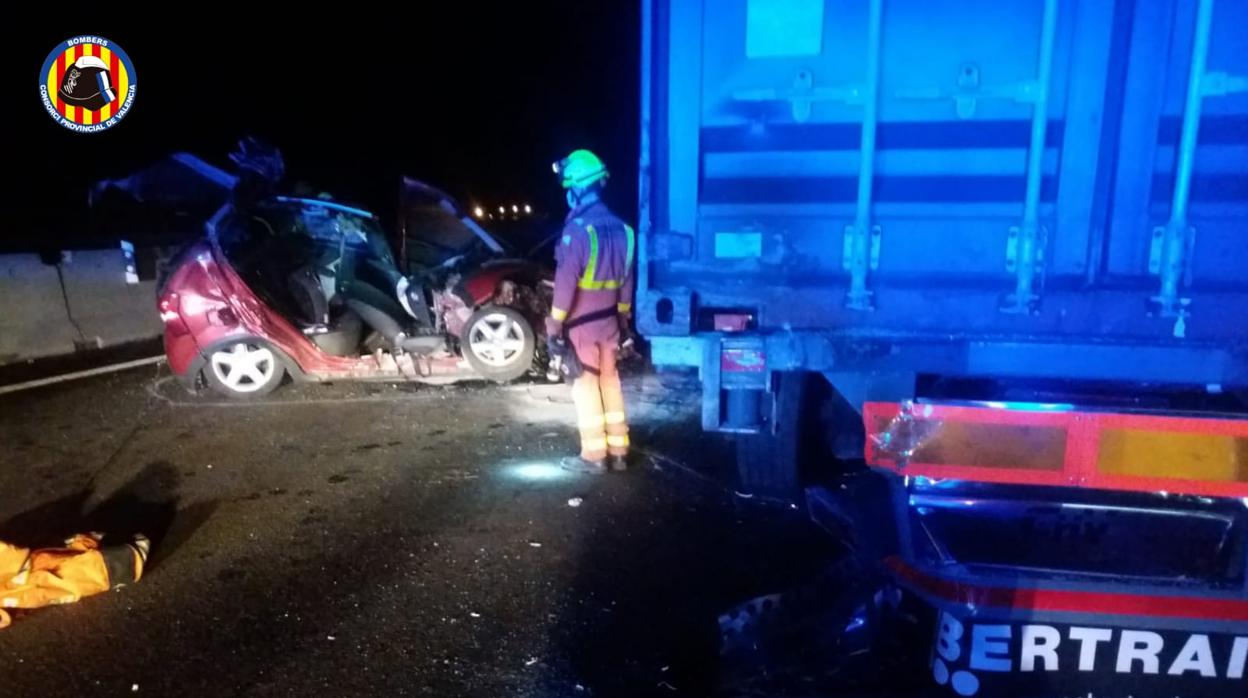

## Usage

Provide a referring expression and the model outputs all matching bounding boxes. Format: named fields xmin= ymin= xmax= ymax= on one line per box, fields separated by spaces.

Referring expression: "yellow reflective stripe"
xmin=575 ymin=223 xmax=635 ymax=291
xmin=579 ymin=415 xmax=606 ymax=430
xmin=604 ymin=411 xmax=627 ymax=425
xmin=579 ymin=224 xmax=600 ymax=290
xmin=578 ymin=279 xmax=623 ymax=290
xmin=550 ymin=307 xmax=569 ymax=321
xmin=624 ymin=224 xmax=636 ymax=270
xmin=617 ymin=303 xmax=632 ymax=313
xmin=574 ymin=222 xmax=633 ymax=290
xmin=606 ymin=435 xmax=630 ymax=448
xmin=581 ymin=437 xmax=608 ymax=451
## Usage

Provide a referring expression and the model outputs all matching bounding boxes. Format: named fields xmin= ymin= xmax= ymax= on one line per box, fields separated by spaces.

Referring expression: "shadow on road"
xmin=0 ymin=460 xmax=217 ymax=570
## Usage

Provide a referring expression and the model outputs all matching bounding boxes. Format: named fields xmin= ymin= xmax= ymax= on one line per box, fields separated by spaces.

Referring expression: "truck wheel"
xmin=735 ymin=372 xmax=809 ymax=496
xmin=203 ymin=341 xmax=286 ymax=398
xmin=461 ymin=306 xmax=536 ymax=383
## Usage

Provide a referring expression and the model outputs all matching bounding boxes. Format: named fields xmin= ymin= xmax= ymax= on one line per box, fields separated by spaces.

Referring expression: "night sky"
xmin=11 ymin=5 xmax=640 ymax=249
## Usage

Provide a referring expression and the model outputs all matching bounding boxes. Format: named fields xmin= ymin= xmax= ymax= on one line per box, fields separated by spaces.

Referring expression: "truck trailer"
xmin=636 ymin=0 xmax=1248 ymax=694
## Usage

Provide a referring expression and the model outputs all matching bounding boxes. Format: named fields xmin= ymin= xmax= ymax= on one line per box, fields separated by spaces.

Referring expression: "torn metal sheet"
xmin=868 ymin=401 xmax=944 ymax=465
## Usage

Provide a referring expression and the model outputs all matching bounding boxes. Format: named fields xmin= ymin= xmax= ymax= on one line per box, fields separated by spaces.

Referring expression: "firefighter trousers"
xmin=571 ymin=339 xmax=629 ymax=462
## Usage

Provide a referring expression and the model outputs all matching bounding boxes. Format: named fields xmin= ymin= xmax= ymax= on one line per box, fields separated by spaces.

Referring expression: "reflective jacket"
xmin=550 ymin=201 xmax=636 ymax=341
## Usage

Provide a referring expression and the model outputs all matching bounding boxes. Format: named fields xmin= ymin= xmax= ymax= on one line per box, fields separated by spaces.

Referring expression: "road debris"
xmin=567 ymin=497 xmax=583 ymax=507
xmin=525 ymin=657 xmax=540 ymax=667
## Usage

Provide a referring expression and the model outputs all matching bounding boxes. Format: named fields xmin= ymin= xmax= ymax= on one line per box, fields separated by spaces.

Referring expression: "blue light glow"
xmin=979 ymin=401 xmax=1075 ymax=412
xmin=504 ymin=461 xmax=571 ymax=482
xmin=843 ymin=605 xmax=868 ymax=634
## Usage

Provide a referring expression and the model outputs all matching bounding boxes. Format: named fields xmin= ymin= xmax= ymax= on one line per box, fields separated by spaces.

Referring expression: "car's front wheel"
xmin=461 ymin=306 xmax=535 ymax=383
xmin=203 ymin=341 xmax=286 ymax=398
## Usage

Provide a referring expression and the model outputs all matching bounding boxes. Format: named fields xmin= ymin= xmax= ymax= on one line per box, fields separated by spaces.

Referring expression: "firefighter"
xmin=546 ymin=150 xmax=636 ymax=475
xmin=0 ymin=533 xmax=149 ymax=629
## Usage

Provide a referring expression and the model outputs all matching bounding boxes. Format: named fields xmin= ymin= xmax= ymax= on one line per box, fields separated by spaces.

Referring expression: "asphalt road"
xmin=0 ymin=367 xmax=846 ymax=697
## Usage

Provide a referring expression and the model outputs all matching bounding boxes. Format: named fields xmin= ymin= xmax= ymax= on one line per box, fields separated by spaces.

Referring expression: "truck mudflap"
xmin=887 ymin=556 xmax=1248 ymax=698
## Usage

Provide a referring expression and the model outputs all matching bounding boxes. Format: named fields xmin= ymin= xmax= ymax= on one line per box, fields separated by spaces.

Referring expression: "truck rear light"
xmin=714 ymin=313 xmax=753 ymax=332
xmin=721 ymin=348 xmax=766 ymax=373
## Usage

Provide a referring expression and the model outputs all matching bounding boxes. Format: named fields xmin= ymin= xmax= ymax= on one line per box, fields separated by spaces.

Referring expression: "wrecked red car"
xmin=159 ymin=182 xmax=553 ymax=398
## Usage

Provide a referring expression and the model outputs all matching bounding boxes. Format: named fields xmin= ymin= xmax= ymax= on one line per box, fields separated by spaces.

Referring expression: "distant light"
xmin=473 ymin=206 xmax=485 ymax=218
xmin=498 ymin=206 xmax=506 ymax=214
xmin=504 ymin=461 xmax=570 ymax=482
xmin=523 ymin=204 xmax=532 ymax=214
xmin=512 ymin=204 xmax=519 ymax=213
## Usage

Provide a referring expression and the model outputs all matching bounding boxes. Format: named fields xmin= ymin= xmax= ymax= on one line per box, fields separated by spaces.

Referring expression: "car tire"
xmin=203 ymin=340 xmax=286 ymax=398
xmin=461 ymin=306 xmax=536 ymax=383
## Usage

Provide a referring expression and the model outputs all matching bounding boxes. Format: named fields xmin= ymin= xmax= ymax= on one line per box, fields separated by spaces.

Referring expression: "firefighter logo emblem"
xmin=39 ymin=36 xmax=136 ymax=133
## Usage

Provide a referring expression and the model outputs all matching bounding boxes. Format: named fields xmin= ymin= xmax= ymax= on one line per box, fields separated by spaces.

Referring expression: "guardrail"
xmin=0 ymin=247 xmax=161 ymax=365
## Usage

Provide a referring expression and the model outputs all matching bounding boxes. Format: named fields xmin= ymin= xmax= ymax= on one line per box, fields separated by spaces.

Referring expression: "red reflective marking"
xmin=886 ymin=556 xmax=1248 ymax=622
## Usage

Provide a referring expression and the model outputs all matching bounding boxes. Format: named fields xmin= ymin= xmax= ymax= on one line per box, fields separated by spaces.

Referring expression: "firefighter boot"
xmin=560 ymin=456 xmax=607 ymax=475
